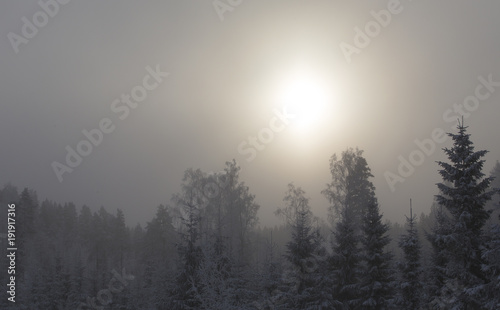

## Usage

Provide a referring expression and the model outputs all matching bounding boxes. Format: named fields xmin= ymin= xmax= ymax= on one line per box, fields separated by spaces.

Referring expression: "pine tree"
xmin=360 ymin=196 xmax=394 ymax=309
xmin=18 ymin=188 xmax=37 ymax=239
xmin=398 ymin=201 xmax=422 ymax=310
xmin=78 ymin=205 xmax=93 ymax=247
xmin=175 ymin=203 xmax=203 ymax=309
xmin=258 ymin=232 xmax=285 ymax=309
xmin=434 ymin=120 xmax=495 ymax=308
xmin=144 ymin=205 xmax=176 ymax=268
xmin=426 ymin=203 xmax=451 ymax=306
xmin=113 ymin=208 xmax=130 ymax=271
xmin=196 ymin=239 xmax=236 ymax=310
xmin=487 ymin=161 xmax=500 ymax=222
xmin=489 ymin=161 xmax=500 ymax=196
xmin=482 ymin=212 xmax=500 ymax=309
xmin=481 ymin=178 xmax=500 ymax=309
xmin=16 ymin=188 xmax=38 ymax=283
xmin=276 ymin=183 xmax=329 ymax=309
xmin=330 ymin=204 xmax=362 ymax=308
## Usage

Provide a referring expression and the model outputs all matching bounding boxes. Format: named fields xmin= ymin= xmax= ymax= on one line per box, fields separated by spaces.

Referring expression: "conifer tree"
xmin=171 ymin=169 xmax=205 ymax=309
xmin=330 ymin=202 xmax=361 ymax=308
xmin=113 ymin=209 xmax=130 ymax=271
xmin=398 ymin=201 xmax=422 ymax=310
xmin=482 ymin=212 xmax=500 ymax=309
xmin=434 ymin=120 xmax=495 ymax=308
xmin=360 ymin=196 xmax=394 ymax=309
xmin=426 ymin=203 xmax=451 ymax=306
xmin=322 ymin=148 xmax=374 ymax=230
xmin=324 ymin=148 xmax=376 ymax=308
xmin=276 ymin=183 xmax=329 ymax=309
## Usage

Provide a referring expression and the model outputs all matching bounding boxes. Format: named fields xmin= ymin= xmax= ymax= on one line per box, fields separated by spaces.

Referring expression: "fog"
xmin=1 ymin=0 xmax=500 ymax=228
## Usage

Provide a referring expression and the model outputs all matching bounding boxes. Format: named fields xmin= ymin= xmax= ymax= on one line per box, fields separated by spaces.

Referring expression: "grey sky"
xmin=1 ymin=0 xmax=499 ymax=227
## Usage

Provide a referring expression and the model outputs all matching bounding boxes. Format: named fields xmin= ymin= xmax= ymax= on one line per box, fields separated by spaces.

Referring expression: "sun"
xmin=277 ymin=73 xmax=331 ymax=133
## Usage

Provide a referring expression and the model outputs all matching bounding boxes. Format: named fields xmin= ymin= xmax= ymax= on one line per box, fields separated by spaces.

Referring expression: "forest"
xmin=1 ymin=122 xmax=499 ymax=310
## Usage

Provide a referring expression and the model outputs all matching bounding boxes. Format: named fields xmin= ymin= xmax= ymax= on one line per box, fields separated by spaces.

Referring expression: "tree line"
xmin=0 ymin=122 xmax=499 ymax=309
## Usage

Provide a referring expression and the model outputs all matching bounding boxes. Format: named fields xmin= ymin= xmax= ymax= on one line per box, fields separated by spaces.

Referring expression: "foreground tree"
xmin=482 ymin=212 xmax=500 ymax=309
xmin=433 ymin=120 xmax=495 ymax=308
xmin=488 ymin=161 xmax=500 ymax=202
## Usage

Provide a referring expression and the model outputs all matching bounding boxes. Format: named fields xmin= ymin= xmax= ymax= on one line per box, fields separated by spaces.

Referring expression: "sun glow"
xmin=277 ymin=73 xmax=331 ymax=133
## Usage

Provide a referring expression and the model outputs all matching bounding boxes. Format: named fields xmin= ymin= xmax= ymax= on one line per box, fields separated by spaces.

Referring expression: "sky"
xmin=1 ymin=0 xmax=499 ymax=228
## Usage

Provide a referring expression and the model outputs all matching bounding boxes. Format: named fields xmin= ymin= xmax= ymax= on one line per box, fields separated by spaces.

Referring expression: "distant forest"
xmin=1 ymin=123 xmax=499 ymax=309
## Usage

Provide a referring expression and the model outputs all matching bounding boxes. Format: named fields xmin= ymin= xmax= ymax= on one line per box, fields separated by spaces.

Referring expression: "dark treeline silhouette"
xmin=0 ymin=123 xmax=499 ymax=309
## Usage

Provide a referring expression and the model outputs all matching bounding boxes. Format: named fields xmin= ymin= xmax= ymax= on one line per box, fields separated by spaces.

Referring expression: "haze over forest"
xmin=1 ymin=1 xmax=500 ymax=228
xmin=2 ymin=1 xmax=500 ymax=309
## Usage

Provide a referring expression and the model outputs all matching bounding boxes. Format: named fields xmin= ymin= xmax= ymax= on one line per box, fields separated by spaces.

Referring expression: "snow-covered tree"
xmin=488 ymin=161 xmax=500 ymax=198
xmin=434 ymin=121 xmax=495 ymax=308
xmin=17 ymin=188 xmax=37 ymax=280
xmin=322 ymin=148 xmax=374 ymax=229
xmin=255 ymin=233 xmax=285 ymax=309
xmin=169 ymin=162 xmax=261 ymax=309
xmin=218 ymin=160 xmax=260 ymax=267
xmin=171 ymin=169 xmax=205 ymax=309
xmin=360 ymin=196 xmax=395 ymax=309
xmin=18 ymin=188 xmax=37 ymax=239
xmin=486 ymin=161 xmax=500 ymax=223
xmin=140 ymin=205 xmax=177 ymax=307
xmin=111 ymin=208 xmax=129 ymax=271
xmin=426 ymin=203 xmax=451 ymax=307
xmin=330 ymin=201 xmax=362 ymax=308
xmin=144 ymin=205 xmax=177 ymax=266
xmin=196 ymin=240 xmax=244 ymax=310
xmin=398 ymin=202 xmax=423 ymax=310
xmin=276 ymin=183 xmax=330 ymax=309
xmin=324 ymin=148 xmax=385 ymax=308
xmin=481 ymin=212 xmax=500 ymax=309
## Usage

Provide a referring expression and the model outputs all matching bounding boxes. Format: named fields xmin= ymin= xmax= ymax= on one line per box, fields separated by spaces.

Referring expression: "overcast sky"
xmin=1 ymin=0 xmax=499 ymax=227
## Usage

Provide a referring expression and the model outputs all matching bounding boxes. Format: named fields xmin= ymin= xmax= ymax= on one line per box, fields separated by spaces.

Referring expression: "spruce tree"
xmin=426 ymin=203 xmax=452 ymax=306
xmin=489 ymin=161 xmax=500 ymax=196
xmin=330 ymin=204 xmax=362 ymax=308
xmin=482 ymin=181 xmax=500 ymax=309
xmin=487 ymin=161 xmax=500 ymax=222
xmin=398 ymin=201 xmax=422 ymax=310
xmin=275 ymin=183 xmax=329 ymax=309
xmin=482 ymin=212 xmax=500 ymax=309
xmin=360 ymin=196 xmax=394 ymax=309
xmin=434 ymin=120 xmax=495 ymax=308
xmin=113 ymin=208 xmax=129 ymax=271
